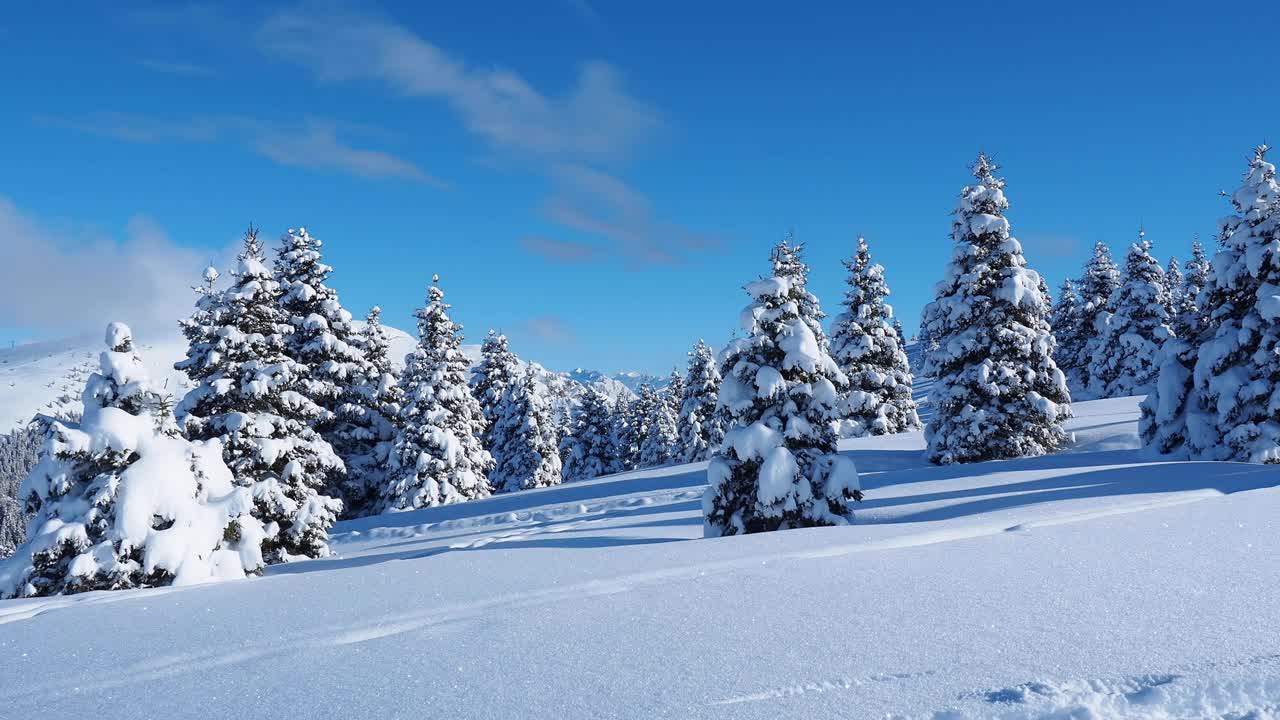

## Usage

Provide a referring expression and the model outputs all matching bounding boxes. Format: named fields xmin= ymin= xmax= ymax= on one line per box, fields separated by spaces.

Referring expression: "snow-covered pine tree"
xmin=921 ymin=154 xmax=1072 ymax=465
xmin=665 ymin=369 xmax=684 ymax=424
xmin=770 ymin=234 xmax=828 ymax=351
xmin=177 ymin=229 xmax=343 ymax=562
xmin=1184 ymin=144 xmax=1280 ymax=461
xmin=1074 ymin=242 xmax=1122 ymax=398
xmin=470 ymin=330 xmax=518 ymax=458
xmin=677 ymin=339 xmax=724 ymax=462
xmin=490 ymin=367 xmax=562 ymax=493
xmin=1164 ymin=256 xmax=1184 ymax=317
xmin=273 ymin=227 xmax=379 ymax=512
xmin=1171 ymin=239 xmax=1210 ymax=340
xmin=1085 ymin=229 xmax=1175 ymax=398
xmin=1 ymin=323 xmax=264 ymax=598
xmin=331 ymin=307 xmax=404 ymax=516
xmin=380 ymin=277 xmax=493 ymax=510
xmin=561 ymin=387 xmax=619 ymax=482
xmin=1140 ymin=240 xmax=1217 ymax=458
xmin=704 ymin=240 xmax=860 ymax=536
xmin=828 ymin=235 xmax=920 ymax=438
xmin=1050 ymin=279 xmax=1088 ymax=394
xmin=622 ymin=384 xmax=655 ymax=469
xmin=0 ymin=425 xmax=40 ymax=558
xmin=639 ymin=383 xmax=679 ymax=468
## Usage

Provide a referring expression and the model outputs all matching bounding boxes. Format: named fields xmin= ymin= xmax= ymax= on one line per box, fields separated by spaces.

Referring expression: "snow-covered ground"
xmin=2 ymin=396 xmax=1278 ymax=718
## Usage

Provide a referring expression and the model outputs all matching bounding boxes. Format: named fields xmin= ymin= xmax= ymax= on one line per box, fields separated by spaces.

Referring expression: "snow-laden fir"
xmin=273 ymin=227 xmax=387 ymax=516
xmin=1050 ymin=278 xmax=1087 ymax=392
xmin=1071 ymin=241 xmax=1122 ymax=397
xmin=488 ymin=366 xmax=563 ymax=493
xmin=1085 ymin=230 xmax=1175 ymax=399
xmin=639 ymin=383 xmax=679 ymax=469
xmin=921 ymin=154 xmax=1071 ymax=464
xmin=828 ymin=234 xmax=920 ymax=438
xmin=1144 ymin=144 xmax=1280 ymax=463
xmin=380 ymin=277 xmax=493 ymax=511
xmin=704 ymin=239 xmax=861 ymax=536
xmin=0 ymin=323 xmax=263 ymax=598
xmin=175 ymin=228 xmax=342 ymax=562
xmin=559 ymin=386 xmax=620 ymax=482
xmin=676 ymin=339 xmax=724 ymax=463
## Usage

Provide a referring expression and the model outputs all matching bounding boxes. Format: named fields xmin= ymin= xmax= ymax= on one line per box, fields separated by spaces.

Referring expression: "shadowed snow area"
xmin=2 ymin=396 xmax=1280 ymax=719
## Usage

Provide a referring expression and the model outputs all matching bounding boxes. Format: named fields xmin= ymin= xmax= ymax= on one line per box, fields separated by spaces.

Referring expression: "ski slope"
xmin=2 ymin=397 xmax=1280 ymax=719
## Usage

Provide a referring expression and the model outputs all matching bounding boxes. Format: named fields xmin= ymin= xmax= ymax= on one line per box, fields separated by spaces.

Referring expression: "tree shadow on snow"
xmin=856 ymin=461 xmax=1280 ymax=525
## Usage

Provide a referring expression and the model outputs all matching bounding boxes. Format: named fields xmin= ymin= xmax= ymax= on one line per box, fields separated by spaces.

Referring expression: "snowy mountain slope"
xmin=3 ymin=396 xmax=1280 ymax=719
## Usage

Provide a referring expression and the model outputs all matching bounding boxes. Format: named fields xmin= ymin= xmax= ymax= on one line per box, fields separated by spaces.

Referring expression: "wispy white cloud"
xmin=0 ymin=197 xmax=232 ymax=336
xmin=253 ymin=121 xmax=448 ymax=185
xmin=518 ymin=235 xmax=600 ymax=263
xmin=543 ymin=164 xmax=720 ymax=265
xmin=257 ymin=6 xmax=658 ymax=162
xmin=39 ymin=112 xmax=438 ymax=184
xmin=255 ymin=4 xmax=715 ymax=265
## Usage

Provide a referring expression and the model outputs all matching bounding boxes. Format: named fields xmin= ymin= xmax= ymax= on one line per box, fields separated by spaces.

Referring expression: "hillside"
xmin=1 ymin=396 xmax=1277 ymax=718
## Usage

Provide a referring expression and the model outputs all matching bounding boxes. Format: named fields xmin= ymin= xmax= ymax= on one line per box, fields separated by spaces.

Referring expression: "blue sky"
xmin=1 ymin=2 xmax=1276 ymax=373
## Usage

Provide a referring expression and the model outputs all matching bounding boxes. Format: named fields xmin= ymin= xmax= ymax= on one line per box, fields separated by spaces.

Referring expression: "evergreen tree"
xmin=1086 ymin=230 xmax=1175 ymax=398
xmin=639 ymin=383 xmax=679 ymax=468
xmin=705 ymin=240 xmax=860 ymax=536
xmin=470 ymin=331 xmax=518 ymax=458
xmin=623 ymin=385 xmax=655 ymax=469
xmin=610 ymin=394 xmax=638 ymax=472
xmin=921 ymin=154 xmax=1071 ymax=464
xmin=664 ymin=369 xmax=684 ymax=423
xmin=1172 ymin=239 xmax=1210 ymax=339
xmin=490 ymin=367 xmax=563 ymax=492
xmin=380 ymin=277 xmax=493 ymax=510
xmin=770 ymin=235 xmax=828 ymax=351
xmin=828 ymin=235 xmax=920 ymax=437
xmin=561 ymin=387 xmax=620 ymax=482
xmin=2 ymin=323 xmax=264 ymax=598
xmin=1165 ymin=256 xmax=1184 ymax=317
xmin=1186 ymin=145 xmax=1280 ymax=461
xmin=1075 ymin=242 xmax=1122 ymax=396
xmin=332 ymin=307 xmax=404 ymax=516
xmin=1050 ymin=278 xmax=1088 ymax=394
xmin=677 ymin=340 xmax=724 ymax=462
xmin=176 ymin=229 xmax=342 ymax=562
xmin=273 ymin=227 xmax=379 ymax=512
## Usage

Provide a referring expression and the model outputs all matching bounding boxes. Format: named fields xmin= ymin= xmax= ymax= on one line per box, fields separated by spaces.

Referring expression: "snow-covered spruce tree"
xmin=678 ymin=339 xmax=724 ymax=462
xmin=1171 ymin=239 xmax=1210 ymax=340
xmin=921 ymin=154 xmax=1072 ymax=465
xmin=177 ymin=229 xmax=342 ymax=562
xmin=1165 ymin=256 xmax=1184 ymax=317
xmin=380 ymin=277 xmax=493 ymax=510
xmin=704 ymin=242 xmax=861 ymax=536
xmin=828 ymin=234 xmax=920 ymax=438
xmin=770 ymin=235 xmax=828 ymax=352
xmin=1050 ymin=279 xmax=1088 ymax=394
xmin=1074 ymin=242 xmax=1122 ymax=397
xmin=665 ymin=368 xmax=685 ymax=424
xmin=1183 ymin=144 xmax=1280 ymax=461
xmin=561 ymin=387 xmax=619 ymax=482
xmin=0 ymin=425 xmax=41 ymax=557
xmin=273 ymin=227 xmax=378 ymax=511
xmin=331 ymin=307 xmax=404 ymax=516
xmin=470 ymin=330 xmax=518 ymax=458
xmin=1 ymin=323 xmax=264 ymax=598
xmin=621 ymin=384 xmax=654 ymax=470
xmin=1085 ymin=230 xmax=1175 ymax=398
xmin=490 ymin=367 xmax=562 ymax=493
xmin=639 ymin=383 xmax=679 ymax=468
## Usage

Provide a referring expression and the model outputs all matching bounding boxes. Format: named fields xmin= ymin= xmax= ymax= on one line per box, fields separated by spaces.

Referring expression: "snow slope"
xmin=2 ymin=396 xmax=1279 ymax=719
